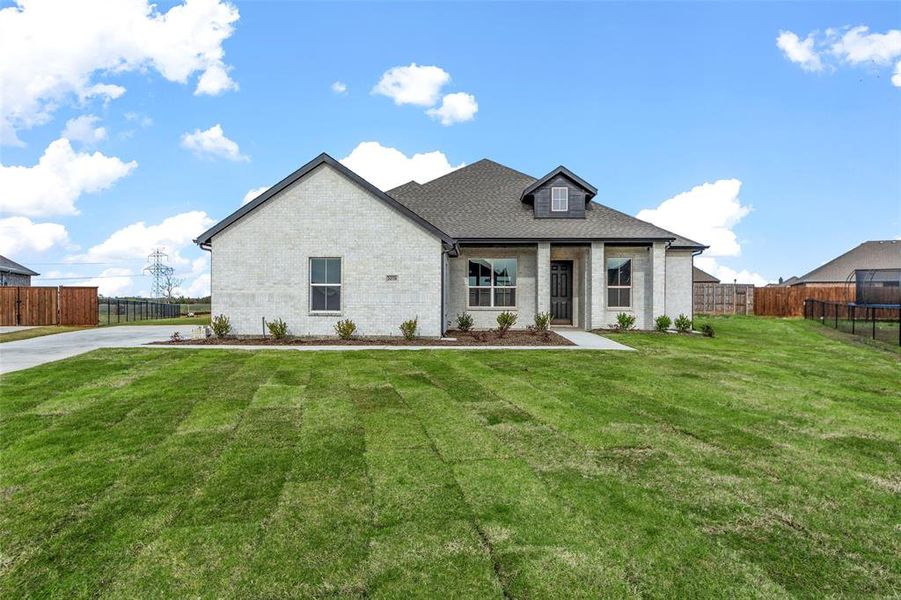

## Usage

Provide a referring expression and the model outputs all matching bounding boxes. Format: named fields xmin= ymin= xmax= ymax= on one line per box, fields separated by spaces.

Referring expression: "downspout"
xmin=440 ymin=242 xmax=460 ymax=336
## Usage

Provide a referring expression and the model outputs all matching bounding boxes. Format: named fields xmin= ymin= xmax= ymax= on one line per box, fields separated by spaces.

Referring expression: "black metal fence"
xmin=804 ymin=300 xmax=900 ymax=346
xmin=99 ymin=298 xmax=180 ymax=325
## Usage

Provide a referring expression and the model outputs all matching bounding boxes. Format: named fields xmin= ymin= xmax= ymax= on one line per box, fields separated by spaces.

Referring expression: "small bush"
xmin=613 ymin=312 xmax=636 ymax=331
xmin=334 ymin=319 xmax=357 ymax=340
xmin=655 ymin=315 xmax=672 ymax=332
xmin=700 ymin=323 xmax=715 ymax=337
xmin=496 ymin=311 xmax=518 ymax=337
xmin=400 ymin=317 xmax=418 ymax=340
xmin=170 ymin=331 xmax=182 ymax=342
xmin=456 ymin=312 xmax=474 ymax=332
xmin=532 ymin=311 xmax=551 ymax=334
xmin=211 ymin=314 xmax=231 ymax=338
xmin=267 ymin=318 xmax=289 ymax=339
xmin=674 ymin=314 xmax=692 ymax=333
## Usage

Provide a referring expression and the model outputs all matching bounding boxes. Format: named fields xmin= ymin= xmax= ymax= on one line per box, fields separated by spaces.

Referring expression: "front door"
xmin=550 ymin=261 xmax=572 ymax=324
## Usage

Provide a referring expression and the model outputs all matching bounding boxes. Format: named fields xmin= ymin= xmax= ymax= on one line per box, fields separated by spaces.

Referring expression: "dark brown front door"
xmin=550 ymin=261 xmax=572 ymax=324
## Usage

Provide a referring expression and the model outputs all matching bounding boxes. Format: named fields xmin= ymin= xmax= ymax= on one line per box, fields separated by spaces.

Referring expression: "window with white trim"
xmin=551 ymin=187 xmax=569 ymax=212
xmin=468 ymin=258 xmax=517 ymax=307
xmin=310 ymin=257 xmax=341 ymax=312
xmin=607 ymin=258 xmax=631 ymax=308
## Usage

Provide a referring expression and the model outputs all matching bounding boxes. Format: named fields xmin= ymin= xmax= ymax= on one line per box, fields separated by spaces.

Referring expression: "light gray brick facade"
xmin=211 ymin=164 xmax=444 ymax=337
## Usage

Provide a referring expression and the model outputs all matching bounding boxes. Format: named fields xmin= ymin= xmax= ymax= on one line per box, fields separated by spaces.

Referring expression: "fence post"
xmin=872 ymin=307 xmax=876 ymax=340
xmin=851 ymin=305 xmax=855 ymax=334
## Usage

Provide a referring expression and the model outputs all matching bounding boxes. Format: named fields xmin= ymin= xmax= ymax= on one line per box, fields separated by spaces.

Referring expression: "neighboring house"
xmin=195 ymin=153 xmax=706 ymax=336
xmin=789 ymin=240 xmax=900 ymax=287
xmin=693 ymin=266 xmax=720 ymax=284
xmin=0 ymin=255 xmax=39 ymax=286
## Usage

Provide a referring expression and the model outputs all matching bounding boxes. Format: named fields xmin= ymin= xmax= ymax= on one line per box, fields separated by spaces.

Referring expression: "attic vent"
xmin=386 ymin=274 xmax=398 ymax=282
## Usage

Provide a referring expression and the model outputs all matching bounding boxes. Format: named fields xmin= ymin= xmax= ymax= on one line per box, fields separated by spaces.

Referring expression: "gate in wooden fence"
xmin=0 ymin=286 xmax=98 ymax=326
xmin=694 ymin=283 xmax=755 ymax=315
xmin=753 ymin=285 xmax=854 ymax=317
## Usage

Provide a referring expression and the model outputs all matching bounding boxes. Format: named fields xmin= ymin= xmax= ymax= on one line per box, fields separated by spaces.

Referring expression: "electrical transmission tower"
xmin=143 ymin=248 xmax=174 ymax=300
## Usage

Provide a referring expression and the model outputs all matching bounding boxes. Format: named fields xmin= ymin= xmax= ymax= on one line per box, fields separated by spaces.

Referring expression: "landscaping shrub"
xmin=456 ymin=312 xmax=474 ymax=332
xmin=334 ymin=319 xmax=357 ymax=340
xmin=532 ymin=311 xmax=551 ymax=333
xmin=211 ymin=314 xmax=231 ymax=338
xmin=267 ymin=318 xmax=289 ymax=339
xmin=170 ymin=331 xmax=182 ymax=342
xmin=674 ymin=314 xmax=692 ymax=333
xmin=700 ymin=323 xmax=715 ymax=337
xmin=614 ymin=312 xmax=636 ymax=331
xmin=655 ymin=314 xmax=672 ymax=332
xmin=400 ymin=317 xmax=418 ymax=340
xmin=496 ymin=311 xmax=518 ymax=337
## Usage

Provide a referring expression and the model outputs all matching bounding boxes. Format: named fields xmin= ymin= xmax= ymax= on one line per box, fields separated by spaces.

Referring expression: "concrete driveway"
xmin=0 ymin=326 xmax=192 ymax=375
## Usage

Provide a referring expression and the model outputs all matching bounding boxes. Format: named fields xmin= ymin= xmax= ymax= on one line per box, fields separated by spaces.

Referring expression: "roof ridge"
xmin=416 ymin=158 xmax=536 ymax=191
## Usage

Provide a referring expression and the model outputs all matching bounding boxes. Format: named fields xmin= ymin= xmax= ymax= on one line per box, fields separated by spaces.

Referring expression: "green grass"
xmin=1 ymin=317 xmax=898 ymax=598
xmin=0 ymin=326 xmax=89 ymax=343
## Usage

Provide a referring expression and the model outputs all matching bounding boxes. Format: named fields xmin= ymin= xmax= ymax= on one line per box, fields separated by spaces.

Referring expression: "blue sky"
xmin=1 ymin=0 xmax=899 ymax=295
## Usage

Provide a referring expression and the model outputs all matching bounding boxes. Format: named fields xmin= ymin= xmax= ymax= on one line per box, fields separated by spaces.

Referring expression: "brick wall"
xmin=211 ymin=164 xmax=444 ymax=337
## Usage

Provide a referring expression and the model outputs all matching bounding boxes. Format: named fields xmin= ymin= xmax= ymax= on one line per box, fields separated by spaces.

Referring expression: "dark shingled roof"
xmin=793 ymin=240 xmax=901 ymax=284
xmin=692 ymin=266 xmax=720 ymax=283
xmin=0 ymin=255 xmax=39 ymax=277
xmin=388 ymin=159 xmax=705 ymax=247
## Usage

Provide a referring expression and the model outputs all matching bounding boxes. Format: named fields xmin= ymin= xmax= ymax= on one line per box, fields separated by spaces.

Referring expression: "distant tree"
xmin=162 ymin=272 xmax=183 ymax=303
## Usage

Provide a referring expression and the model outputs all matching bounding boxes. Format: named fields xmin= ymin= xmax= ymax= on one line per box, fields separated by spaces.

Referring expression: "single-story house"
xmin=693 ymin=266 xmax=720 ymax=284
xmin=788 ymin=240 xmax=900 ymax=287
xmin=0 ymin=255 xmax=39 ymax=287
xmin=195 ymin=153 xmax=706 ymax=336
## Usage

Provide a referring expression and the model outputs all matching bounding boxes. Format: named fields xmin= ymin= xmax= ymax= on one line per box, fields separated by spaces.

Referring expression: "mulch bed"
xmin=153 ymin=329 xmax=574 ymax=347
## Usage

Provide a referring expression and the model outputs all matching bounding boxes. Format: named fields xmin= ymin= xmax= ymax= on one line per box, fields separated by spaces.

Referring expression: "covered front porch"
xmin=446 ymin=241 xmax=674 ymax=331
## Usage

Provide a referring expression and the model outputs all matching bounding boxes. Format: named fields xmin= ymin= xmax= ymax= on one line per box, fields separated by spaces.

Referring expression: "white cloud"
xmin=0 ymin=0 xmax=240 ymax=145
xmin=777 ymin=26 xmax=901 ymax=87
xmin=427 ymin=92 xmax=478 ymax=125
xmin=180 ymin=124 xmax=247 ymax=161
xmin=242 ymin=186 xmax=269 ymax=205
xmin=0 ymin=216 xmax=68 ymax=255
xmin=76 ymin=210 xmax=214 ymax=266
xmin=0 ymin=138 xmax=136 ymax=217
xmin=331 ymin=81 xmax=348 ymax=94
xmin=637 ymin=179 xmax=750 ymax=257
xmin=340 ymin=141 xmax=464 ymax=191
xmin=195 ymin=63 xmax=239 ymax=96
xmin=695 ymin=257 xmax=769 ymax=287
xmin=777 ymin=31 xmax=823 ymax=72
xmin=637 ymin=179 xmax=769 ymax=286
xmin=61 ymin=115 xmax=107 ymax=145
xmin=85 ymin=267 xmax=135 ymax=297
xmin=373 ymin=63 xmax=450 ymax=106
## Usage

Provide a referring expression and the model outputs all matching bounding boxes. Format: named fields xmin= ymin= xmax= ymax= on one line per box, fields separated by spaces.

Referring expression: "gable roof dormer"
xmin=520 ymin=166 xmax=597 ymax=219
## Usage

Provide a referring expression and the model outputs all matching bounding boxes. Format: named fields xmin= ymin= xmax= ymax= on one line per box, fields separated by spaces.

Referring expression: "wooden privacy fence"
xmin=694 ymin=283 xmax=755 ymax=315
xmin=0 ymin=286 xmax=98 ymax=326
xmin=753 ymin=285 xmax=854 ymax=317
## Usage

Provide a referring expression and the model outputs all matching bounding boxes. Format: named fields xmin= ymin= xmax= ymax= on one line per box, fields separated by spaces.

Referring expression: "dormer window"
xmin=551 ymin=187 xmax=568 ymax=212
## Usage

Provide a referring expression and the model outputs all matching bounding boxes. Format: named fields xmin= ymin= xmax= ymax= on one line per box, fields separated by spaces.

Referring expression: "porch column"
xmin=589 ymin=241 xmax=605 ymax=329
xmin=651 ymin=241 xmax=667 ymax=320
xmin=536 ymin=242 xmax=550 ymax=315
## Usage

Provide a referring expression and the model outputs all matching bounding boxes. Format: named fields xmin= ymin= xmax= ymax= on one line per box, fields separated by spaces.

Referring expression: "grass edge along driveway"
xmin=0 ymin=317 xmax=898 ymax=598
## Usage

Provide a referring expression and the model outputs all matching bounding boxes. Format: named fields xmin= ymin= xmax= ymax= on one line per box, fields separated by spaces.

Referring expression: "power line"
xmin=143 ymin=249 xmax=173 ymax=300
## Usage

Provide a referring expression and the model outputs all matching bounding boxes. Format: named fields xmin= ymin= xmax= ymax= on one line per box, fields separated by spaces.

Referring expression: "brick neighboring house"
xmin=195 ymin=153 xmax=706 ymax=336
xmin=0 ymin=255 xmax=39 ymax=286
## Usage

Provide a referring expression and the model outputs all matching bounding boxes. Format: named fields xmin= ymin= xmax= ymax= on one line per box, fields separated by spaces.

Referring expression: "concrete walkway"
xmin=552 ymin=329 xmax=634 ymax=350
xmin=1 ymin=326 xmax=631 ymax=375
xmin=0 ymin=326 xmax=193 ymax=375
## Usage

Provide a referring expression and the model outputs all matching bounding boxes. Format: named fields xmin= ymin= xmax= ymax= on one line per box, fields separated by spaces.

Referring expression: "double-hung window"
xmin=468 ymin=258 xmax=517 ymax=308
xmin=310 ymin=257 xmax=341 ymax=312
xmin=607 ymin=258 xmax=631 ymax=308
xmin=551 ymin=187 xmax=569 ymax=212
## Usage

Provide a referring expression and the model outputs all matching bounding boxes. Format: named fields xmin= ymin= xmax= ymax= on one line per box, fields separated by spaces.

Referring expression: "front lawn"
xmin=1 ymin=317 xmax=898 ymax=597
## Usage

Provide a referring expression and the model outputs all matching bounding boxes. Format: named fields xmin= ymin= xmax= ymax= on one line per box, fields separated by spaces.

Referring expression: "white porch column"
xmin=590 ymin=241 xmax=605 ymax=329
xmin=536 ymin=242 xmax=550 ymax=315
xmin=651 ymin=241 xmax=667 ymax=320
